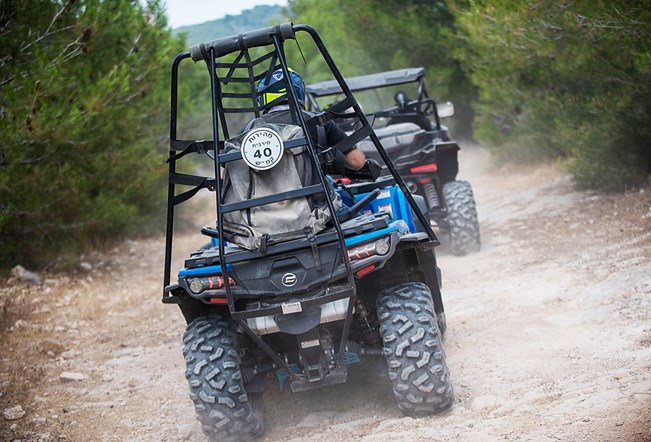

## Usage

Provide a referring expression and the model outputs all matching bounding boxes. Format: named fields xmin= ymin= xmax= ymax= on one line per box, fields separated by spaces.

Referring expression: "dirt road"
xmin=2 ymin=147 xmax=650 ymax=441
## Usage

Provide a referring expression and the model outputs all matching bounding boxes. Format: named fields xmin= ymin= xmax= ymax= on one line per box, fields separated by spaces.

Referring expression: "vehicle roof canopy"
xmin=305 ymin=67 xmax=425 ymax=97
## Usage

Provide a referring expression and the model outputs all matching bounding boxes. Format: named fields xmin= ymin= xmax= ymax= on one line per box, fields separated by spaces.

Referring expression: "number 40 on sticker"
xmin=241 ymin=128 xmax=284 ymax=171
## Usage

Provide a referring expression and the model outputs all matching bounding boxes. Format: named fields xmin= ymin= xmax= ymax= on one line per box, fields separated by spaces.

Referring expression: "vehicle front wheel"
xmin=442 ymin=180 xmax=481 ymax=255
xmin=377 ymin=282 xmax=454 ymax=415
xmin=183 ymin=315 xmax=264 ymax=441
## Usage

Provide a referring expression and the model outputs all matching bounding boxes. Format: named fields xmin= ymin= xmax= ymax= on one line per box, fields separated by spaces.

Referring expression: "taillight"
xmin=347 ymin=237 xmax=390 ymax=261
xmin=188 ymin=275 xmax=236 ymax=294
xmin=410 ymin=163 xmax=438 ymax=174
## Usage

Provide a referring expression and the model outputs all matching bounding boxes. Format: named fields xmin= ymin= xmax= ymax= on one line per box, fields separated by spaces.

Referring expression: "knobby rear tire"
xmin=377 ymin=282 xmax=454 ymax=415
xmin=183 ymin=315 xmax=264 ymax=441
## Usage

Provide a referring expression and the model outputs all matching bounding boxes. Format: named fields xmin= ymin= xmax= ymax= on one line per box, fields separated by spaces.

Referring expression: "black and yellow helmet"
xmin=257 ymin=68 xmax=305 ymax=106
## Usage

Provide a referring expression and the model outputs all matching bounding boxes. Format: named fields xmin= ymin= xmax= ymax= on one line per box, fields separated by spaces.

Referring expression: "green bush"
xmin=0 ymin=0 xmax=184 ymax=269
xmin=449 ymin=0 xmax=651 ymax=190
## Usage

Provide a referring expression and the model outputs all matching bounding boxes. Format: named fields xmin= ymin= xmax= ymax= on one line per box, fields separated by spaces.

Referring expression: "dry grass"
xmin=0 ymin=287 xmax=36 ymax=332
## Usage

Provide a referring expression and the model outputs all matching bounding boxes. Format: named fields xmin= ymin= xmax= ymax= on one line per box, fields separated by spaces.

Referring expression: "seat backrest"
xmin=221 ymin=118 xmax=341 ymax=250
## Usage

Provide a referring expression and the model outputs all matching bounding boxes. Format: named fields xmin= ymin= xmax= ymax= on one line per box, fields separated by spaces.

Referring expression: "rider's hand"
xmin=344 ymin=147 xmax=366 ymax=170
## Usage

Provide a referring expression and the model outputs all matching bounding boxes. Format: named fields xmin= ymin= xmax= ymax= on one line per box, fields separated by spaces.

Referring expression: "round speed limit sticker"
xmin=240 ymin=128 xmax=284 ymax=171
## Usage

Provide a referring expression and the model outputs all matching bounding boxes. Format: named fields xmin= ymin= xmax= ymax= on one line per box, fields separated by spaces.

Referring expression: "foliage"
xmin=449 ymin=0 xmax=651 ymax=190
xmin=287 ymin=0 xmax=475 ymax=136
xmin=174 ymin=1 xmax=473 ymax=134
xmin=283 ymin=0 xmax=364 ymax=82
xmin=0 ymin=0 xmax=183 ymax=269
xmin=287 ymin=0 xmax=650 ymax=189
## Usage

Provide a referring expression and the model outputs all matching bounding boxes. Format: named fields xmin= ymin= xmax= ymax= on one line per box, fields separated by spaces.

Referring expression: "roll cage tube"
xmin=163 ymin=51 xmax=192 ymax=290
xmin=417 ymin=78 xmax=442 ymax=130
xmin=267 ymin=28 xmax=356 ymax=373
xmin=189 ymin=22 xmax=296 ymax=61
xmin=167 ymin=23 xmax=354 ymax=380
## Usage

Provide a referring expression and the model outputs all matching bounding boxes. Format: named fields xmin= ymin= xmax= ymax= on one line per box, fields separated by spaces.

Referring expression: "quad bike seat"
xmin=357 ymin=122 xmax=426 ymax=154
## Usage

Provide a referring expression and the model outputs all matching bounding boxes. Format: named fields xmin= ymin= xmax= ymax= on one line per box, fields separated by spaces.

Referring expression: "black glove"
xmin=364 ymin=158 xmax=382 ymax=180
xmin=342 ymin=158 xmax=383 ymax=181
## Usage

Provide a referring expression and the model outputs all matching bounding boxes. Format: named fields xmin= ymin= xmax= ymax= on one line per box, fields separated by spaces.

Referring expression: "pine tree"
xmin=0 ymin=0 xmax=185 ymax=268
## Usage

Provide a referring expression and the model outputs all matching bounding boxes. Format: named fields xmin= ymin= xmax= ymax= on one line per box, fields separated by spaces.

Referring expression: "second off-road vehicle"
xmin=306 ymin=68 xmax=481 ymax=255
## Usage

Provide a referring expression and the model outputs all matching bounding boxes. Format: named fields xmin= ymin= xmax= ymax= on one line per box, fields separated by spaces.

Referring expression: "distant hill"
xmin=173 ymin=5 xmax=288 ymax=46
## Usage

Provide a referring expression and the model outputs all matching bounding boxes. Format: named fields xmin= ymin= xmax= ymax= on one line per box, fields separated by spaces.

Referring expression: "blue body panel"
xmin=343 ymin=220 xmax=408 ymax=246
xmin=179 ymin=185 xmax=414 ymax=277
xmin=179 ymin=264 xmax=232 ymax=277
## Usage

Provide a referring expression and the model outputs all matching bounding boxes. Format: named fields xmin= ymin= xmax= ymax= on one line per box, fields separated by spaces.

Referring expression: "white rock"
xmin=11 ymin=265 xmax=41 ymax=285
xmin=59 ymin=372 xmax=86 ymax=382
xmin=79 ymin=262 xmax=92 ymax=271
xmin=60 ymin=350 xmax=76 ymax=359
xmin=3 ymin=405 xmax=26 ymax=420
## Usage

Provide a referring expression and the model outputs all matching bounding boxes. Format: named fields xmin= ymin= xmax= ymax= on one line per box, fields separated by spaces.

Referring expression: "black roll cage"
xmin=163 ymin=22 xmax=439 ymax=384
xmin=305 ymin=67 xmax=444 ymax=131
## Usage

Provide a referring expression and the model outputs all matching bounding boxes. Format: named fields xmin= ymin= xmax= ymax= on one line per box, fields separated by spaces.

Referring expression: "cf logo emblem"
xmin=281 ymin=273 xmax=297 ymax=287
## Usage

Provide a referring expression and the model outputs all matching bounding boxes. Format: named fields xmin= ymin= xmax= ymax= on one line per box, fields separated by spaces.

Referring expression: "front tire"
xmin=442 ymin=180 xmax=481 ymax=255
xmin=377 ymin=282 xmax=454 ymax=415
xmin=183 ymin=316 xmax=264 ymax=441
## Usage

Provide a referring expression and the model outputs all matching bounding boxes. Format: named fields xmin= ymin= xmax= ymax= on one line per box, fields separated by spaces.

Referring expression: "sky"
xmin=164 ymin=0 xmax=289 ymax=28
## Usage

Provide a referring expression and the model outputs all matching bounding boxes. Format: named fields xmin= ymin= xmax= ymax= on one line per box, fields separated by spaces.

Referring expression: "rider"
xmin=256 ymin=67 xmax=366 ymax=171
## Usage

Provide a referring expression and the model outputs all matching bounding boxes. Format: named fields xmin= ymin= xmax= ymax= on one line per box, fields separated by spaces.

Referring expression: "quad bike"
xmin=163 ymin=23 xmax=454 ymax=441
xmin=306 ymin=68 xmax=481 ymax=255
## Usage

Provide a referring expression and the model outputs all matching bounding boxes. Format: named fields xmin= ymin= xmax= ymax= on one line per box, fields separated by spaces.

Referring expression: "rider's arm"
xmin=325 ymin=121 xmax=367 ymax=170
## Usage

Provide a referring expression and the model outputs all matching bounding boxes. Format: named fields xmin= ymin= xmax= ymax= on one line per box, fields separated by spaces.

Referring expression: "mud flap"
xmin=435 ymin=141 xmax=460 ymax=184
